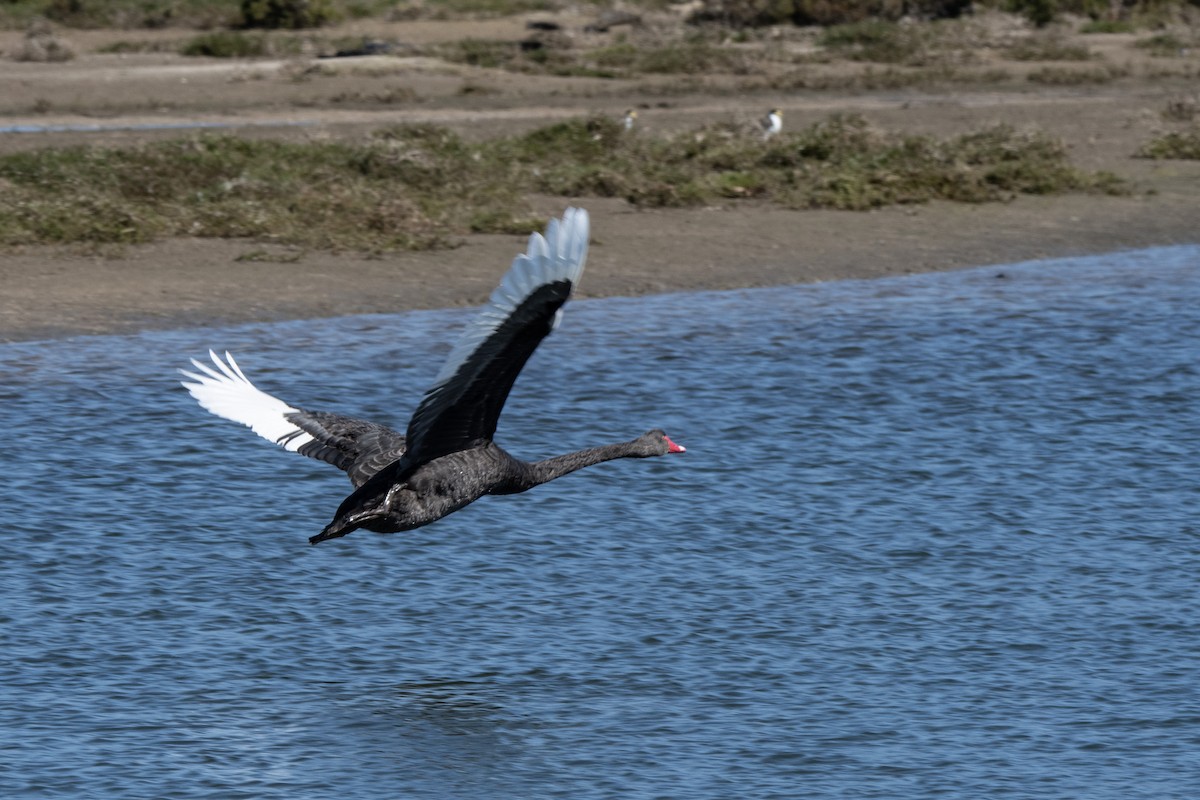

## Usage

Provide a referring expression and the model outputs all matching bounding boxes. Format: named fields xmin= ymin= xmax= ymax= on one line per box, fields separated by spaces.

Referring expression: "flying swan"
xmin=180 ymin=208 xmax=685 ymax=544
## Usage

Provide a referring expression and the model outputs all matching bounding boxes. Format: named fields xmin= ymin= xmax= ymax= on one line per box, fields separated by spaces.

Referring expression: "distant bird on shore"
xmin=623 ymin=108 xmax=638 ymax=131
xmin=180 ymin=209 xmax=685 ymax=545
xmin=760 ymin=108 xmax=782 ymax=140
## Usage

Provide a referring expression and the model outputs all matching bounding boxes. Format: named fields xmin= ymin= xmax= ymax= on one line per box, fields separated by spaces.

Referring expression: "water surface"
xmin=2 ymin=246 xmax=1198 ymax=798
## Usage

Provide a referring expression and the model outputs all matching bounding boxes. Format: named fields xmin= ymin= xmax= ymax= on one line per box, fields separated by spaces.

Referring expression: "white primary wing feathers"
xmin=429 ymin=207 xmax=589 ymax=389
xmin=179 ymin=350 xmax=314 ymax=452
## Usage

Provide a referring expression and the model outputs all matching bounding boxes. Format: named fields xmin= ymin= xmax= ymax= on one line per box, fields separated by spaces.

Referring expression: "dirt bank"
xmin=1 ymin=14 xmax=1197 ymax=341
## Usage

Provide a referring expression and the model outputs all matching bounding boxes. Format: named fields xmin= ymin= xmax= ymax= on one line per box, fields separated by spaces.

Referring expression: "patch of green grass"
xmin=1079 ymin=19 xmax=1135 ymax=34
xmin=1135 ymin=32 xmax=1197 ymax=58
xmin=329 ymin=85 xmax=419 ymax=105
xmin=819 ymin=19 xmax=927 ymax=64
xmin=180 ymin=30 xmax=269 ymax=57
xmin=0 ymin=0 xmax=409 ymax=29
xmin=177 ymin=31 xmax=335 ymax=58
xmin=0 ymin=0 xmax=239 ymax=29
xmin=1005 ymin=33 xmax=1093 ymax=61
xmin=440 ymin=38 xmax=518 ymax=69
xmin=240 ymin=0 xmax=338 ymax=29
xmin=435 ymin=35 xmax=749 ymax=78
xmin=1137 ymin=127 xmax=1200 ymax=159
xmin=0 ymin=134 xmax=485 ymax=249
xmin=0 ymin=116 xmax=1125 ymax=251
xmin=816 ymin=18 xmax=980 ymax=68
xmin=1026 ymin=64 xmax=1126 ymax=84
xmin=710 ymin=115 xmax=1122 ymax=209
xmin=484 ymin=114 xmax=1124 ymax=210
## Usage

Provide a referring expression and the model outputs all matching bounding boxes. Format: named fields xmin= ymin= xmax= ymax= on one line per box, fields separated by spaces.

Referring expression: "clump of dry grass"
xmin=1161 ymin=94 xmax=1199 ymax=122
xmin=180 ymin=30 xmax=271 ymax=58
xmin=816 ymin=19 xmax=980 ymax=67
xmin=10 ymin=19 xmax=75 ymax=63
xmin=1026 ymin=63 xmax=1128 ymax=84
xmin=430 ymin=28 xmax=763 ymax=79
xmin=0 ymin=136 xmax=466 ymax=250
xmin=1137 ymin=127 xmax=1200 ymax=159
xmin=1135 ymin=30 xmax=1200 ymax=58
xmin=1004 ymin=32 xmax=1093 ymax=61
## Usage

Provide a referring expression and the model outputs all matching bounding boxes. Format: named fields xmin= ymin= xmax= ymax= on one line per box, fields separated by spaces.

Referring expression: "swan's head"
xmin=636 ymin=429 xmax=686 ymax=457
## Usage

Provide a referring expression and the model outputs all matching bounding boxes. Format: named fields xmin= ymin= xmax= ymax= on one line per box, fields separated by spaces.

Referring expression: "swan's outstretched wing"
xmin=180 ymin=350 xmax=406 ymax=486
xmin=283 ymin=409 xmax=408 ymax=487
xmin=402 ymin=207 xmax=589 ymax=465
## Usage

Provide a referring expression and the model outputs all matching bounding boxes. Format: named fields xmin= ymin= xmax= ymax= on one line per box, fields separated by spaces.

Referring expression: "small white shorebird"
xmin=623 ymin=108 xmax=638 ymax=131
xmin=760 ymin=108 xmax=782 ymax=140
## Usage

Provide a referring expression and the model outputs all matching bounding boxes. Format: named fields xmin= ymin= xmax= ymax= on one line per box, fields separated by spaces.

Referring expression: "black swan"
xmin=180 ymin=208 xmax=684 ymax=544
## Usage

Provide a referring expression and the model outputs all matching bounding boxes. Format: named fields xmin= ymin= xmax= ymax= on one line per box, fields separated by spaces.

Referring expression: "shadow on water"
xmin=310 ymin=674 xmax=543 ymax=798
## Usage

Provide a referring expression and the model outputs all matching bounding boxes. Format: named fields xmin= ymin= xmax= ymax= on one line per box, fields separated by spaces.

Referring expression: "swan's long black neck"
xmin=497 ymin=442 xmax=640 ymax=494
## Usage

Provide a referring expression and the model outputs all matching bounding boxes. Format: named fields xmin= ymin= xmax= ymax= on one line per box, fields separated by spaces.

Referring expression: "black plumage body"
xmin=316 ymin=431 xmax=679 ymax=542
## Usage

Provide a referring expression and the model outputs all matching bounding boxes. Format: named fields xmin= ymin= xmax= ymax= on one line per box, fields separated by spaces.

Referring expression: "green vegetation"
xmin=0 ymin=0 xmax=565 ymax=29
xmin=0 ymin=0 xmax=1198 ymax=34
xmin=1026 ymin=63 xmax=1127 ymax=83
xmin=819 ymin=20 xmax=931 ymax=65
xmin=0 ymin=0 xmax=394 ymax=29
xmin=1137 ymin=127 xmax=1200 ymax=159
xmin=0 ymin=133 xmax=474 ymax=250
xmin=1079 ymin=19 xmax=1135 ymax=33
xmin=180 ymin=30 xmax=269 ymax=58
xmin=239 ymin=0 xmax=336 ymax=29
xmin=815 ymin=18 xmax=985 ymax=66
xmin=1004 ymin=33 xmax=1093 ymax=61
xmin=0 ymin=0 xmax=240 ymax=29
xmin=4 ymin=0 xmax=1196 ymax=76
xmin=0 ymin=116 xmax=1125 ymax=251
xmin=693 ymin=0 xmax=1197 ymax=28
xmin=431 ymin=34 xmax=753 ymax=78
xmin=1135 ymin=32 xmax=1199 ymax=58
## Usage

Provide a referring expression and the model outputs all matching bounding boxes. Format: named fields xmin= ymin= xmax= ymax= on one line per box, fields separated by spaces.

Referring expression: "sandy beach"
xmin=1 ymin=13 xmax=1197 ymax=342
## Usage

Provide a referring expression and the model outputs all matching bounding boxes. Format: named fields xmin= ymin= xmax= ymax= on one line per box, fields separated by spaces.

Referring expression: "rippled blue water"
xmin=2 ymin=246 xmax=1199 ymax=798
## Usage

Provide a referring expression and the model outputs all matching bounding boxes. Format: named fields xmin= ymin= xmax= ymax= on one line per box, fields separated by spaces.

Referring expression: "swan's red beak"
xmin=665 ymin=435 xmax=686 ymax=453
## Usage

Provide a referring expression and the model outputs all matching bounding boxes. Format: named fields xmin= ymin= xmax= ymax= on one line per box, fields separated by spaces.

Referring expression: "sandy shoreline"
xmin=1 ymin=17 xmax=1198 ymax=342
xmin=3 ymin=188 xmax=1196 ymax=343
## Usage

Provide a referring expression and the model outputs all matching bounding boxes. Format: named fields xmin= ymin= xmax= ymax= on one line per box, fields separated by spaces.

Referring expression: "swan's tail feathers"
xmin=179 ymin=350 xmax=315 ymax=452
